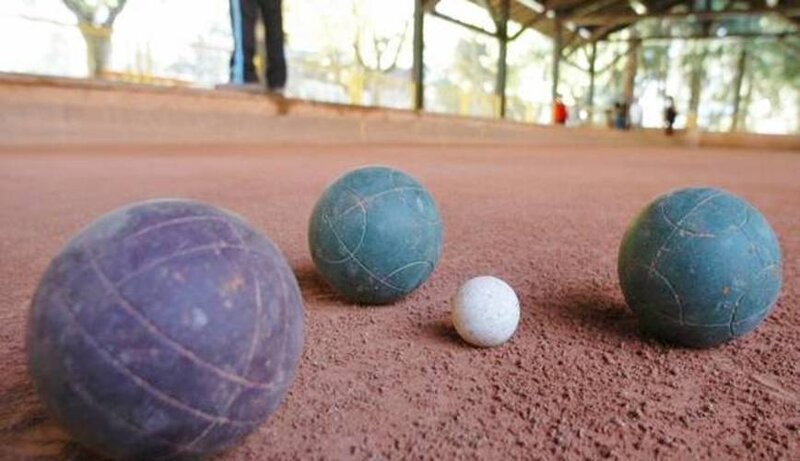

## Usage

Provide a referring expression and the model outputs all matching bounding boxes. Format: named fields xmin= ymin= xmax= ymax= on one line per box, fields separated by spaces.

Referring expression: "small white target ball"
xmin=451 ymin=276 xmax=520 ymax=347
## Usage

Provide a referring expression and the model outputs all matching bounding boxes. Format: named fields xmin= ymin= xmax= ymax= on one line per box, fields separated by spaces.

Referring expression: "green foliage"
xmin=451 ymin=36 xmax=496 ymax=92
xmin=746 ymin=39 xmax=800 ymax=110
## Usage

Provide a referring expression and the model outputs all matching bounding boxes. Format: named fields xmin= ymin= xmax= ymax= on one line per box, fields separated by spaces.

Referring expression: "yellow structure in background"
xmin=686 ymin=111 xmax=699 ymax=130
xmin=100 ymin=70 xmax=189 ymax=87
xmin=348 ymin=70 xmax=365 ymax=105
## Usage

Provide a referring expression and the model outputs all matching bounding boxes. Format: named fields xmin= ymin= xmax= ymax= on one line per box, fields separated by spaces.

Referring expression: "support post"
xmin=552 ymin=17 xmax=562 ymax=101
xmin=413 ymin=0 xmax=425 ymax=111
xmin=496 ymin=0 xmax=509 ymax=118
xmin=687 ymin=44 xmax=708 ymax=130
xmin=730 ymin=45 xmax=748 ymax=132
xmin=587 ymin=41 xmax=597 ymax=124
xmin=623 ymin=38 xmax=640 ymax=104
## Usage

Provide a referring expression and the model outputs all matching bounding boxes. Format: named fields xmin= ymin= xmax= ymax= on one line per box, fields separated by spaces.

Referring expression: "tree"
xmin=745 ymin=38 xmax=800 ymax=133
xmin=350 ymin=0 xmax=410 ymax=105
xmin=684 ymin=41 xmax=708 ymax=129
xmin=62 ymin=0 xmax=128 ymax=77
xmin=451 ymin=37 xmax=496 ymax=93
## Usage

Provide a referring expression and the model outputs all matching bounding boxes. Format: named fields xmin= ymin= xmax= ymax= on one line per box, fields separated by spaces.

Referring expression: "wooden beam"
xmin=430 ymin=10 xmax=496 ymax=37
xmin=604 ymin=30 xmax=800 ymax=41
xmin=563 ymin=0 xmax=682 ymax=59
xmin=569 ymin=6 xmax=800 ymax=26
xmin=564 ymin=0 xmax=628 ymax=19
xmin=596 ymin=46 xmax=630 ymax=74
xmin=509 ymin=11 xmax=547 ymax=41
xmin=563 ymin=22 xmax=621 ymax=59
xmin=476 ymin=0 xmax=498 ymax=22
xmin=560 ymin=56 xmax=589 ymax=73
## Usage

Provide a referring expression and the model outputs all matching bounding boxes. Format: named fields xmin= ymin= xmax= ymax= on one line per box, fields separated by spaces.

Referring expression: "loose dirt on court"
xmin=0 ymin=142 xmax=798 ymax=459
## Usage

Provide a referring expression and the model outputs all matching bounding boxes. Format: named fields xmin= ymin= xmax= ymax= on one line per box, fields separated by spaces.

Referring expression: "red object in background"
xmin=553 ymin=101 xmax=568 ymax=125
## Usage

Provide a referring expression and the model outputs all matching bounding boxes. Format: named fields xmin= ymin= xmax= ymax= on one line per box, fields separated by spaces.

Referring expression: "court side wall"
xmin=0 ymin=73 xmax=797 ymax=151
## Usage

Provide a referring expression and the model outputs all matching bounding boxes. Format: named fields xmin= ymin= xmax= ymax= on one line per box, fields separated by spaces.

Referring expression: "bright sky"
xmin=0 ymin=0 xmax=469 ymax=78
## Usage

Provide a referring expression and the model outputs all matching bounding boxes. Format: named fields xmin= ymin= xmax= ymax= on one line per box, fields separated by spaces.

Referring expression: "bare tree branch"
xmin=383 ymin=19 xmax=411 ymax=73
xmin=105 ymin=0 xmax=129 ymax=27
xmin=62 ymin=0 xmax=92 ymax=23
xmin=371 ymin=33 xmax=381 ymax=69
xmin=353 ymin=28 xmax=368 ymax=68
xmin=351 ymin=1 xmax=368 ymax=68
xmin=63 ymin=0 xmax=128 ymax=26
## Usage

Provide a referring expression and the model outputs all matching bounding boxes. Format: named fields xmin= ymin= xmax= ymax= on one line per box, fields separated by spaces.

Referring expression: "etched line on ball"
xmin=315 ymin=191 xmax=367 ymax=265
xmin=56 ymin=293 xmax=260 ymax=426
xmin=647 ymin=307 xmax=771 ymax=328
xmin=391 ymin=171 xmax=440 ymax=226
xmin=123 ymin=215 xmax=228 ymax=244
xmin=86 ymin=249 xmax=281 ymax=390
xmin=649 ymin=192 xmax=723 ymax=273
xmin=324 ymin=216 xmax=405 ymax=293
xmin=728 ymin=263 xmax=780 ymax=336
xmin=331 ymin=186 xmax=425 ymax=220
xmin=659 ymin=203 xmax=716 ymax=238
xmin=173 ymin=222 xmax=289 ymax=457
xmin=224 ymin=222 xmax=264 ymax=377
xmin=735 ymin=204 xmax=751 ymax=231
xmin=63 ymin=363 xmax=205 ymax=453
xmin=113 ymin=243 xmax=276 ymax=287
xmin=173 ymin=278 xmax=263 ymax=455
xmin=641 ymin=263 xmax=685 ymax=325
xmin=380 ymin=260 xmax=434 ymax=285
xmin=736 ymin=209 xmax=769 ymax=267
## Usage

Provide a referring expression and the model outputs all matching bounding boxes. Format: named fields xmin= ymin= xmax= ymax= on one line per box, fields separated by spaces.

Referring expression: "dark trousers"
xmin=229 ymin=0 xmax=286 ymax=88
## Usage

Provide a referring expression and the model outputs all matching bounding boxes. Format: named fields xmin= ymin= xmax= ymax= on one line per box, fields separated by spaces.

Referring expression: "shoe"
xmin=268 ymin=86 xmax=285 ymax=96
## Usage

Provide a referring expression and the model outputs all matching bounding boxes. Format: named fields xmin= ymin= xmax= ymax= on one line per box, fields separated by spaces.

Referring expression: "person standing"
xmin=613 ymin=102 xmax=627 ymax=130
xmin=229 ymin=0 xmax=286 ymax=92
xmin=664 ymin=96 xmax=677 ymax=135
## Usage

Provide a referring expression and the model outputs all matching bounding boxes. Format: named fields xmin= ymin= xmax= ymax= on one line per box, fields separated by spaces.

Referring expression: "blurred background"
xmin=1 ymin=0 xmax=798 ymax=134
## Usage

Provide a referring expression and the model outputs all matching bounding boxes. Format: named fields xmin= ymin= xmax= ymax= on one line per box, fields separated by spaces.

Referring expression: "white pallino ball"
xmin=451 ymin=276 xmax=520 ymax=347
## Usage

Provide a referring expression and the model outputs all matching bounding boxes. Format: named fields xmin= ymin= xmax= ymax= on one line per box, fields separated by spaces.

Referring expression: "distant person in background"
xmin=553 ymin=95 xmax=568 ymax=125
xmin=229 ymin=0 xmax=286 ymax=92
xmin=664 ymin=96 xmax=677 ymax=135
xmin=628 ymin=98 xmax=642 ymax=129
xmin=613 ymin=102 xmax=627 ymax=130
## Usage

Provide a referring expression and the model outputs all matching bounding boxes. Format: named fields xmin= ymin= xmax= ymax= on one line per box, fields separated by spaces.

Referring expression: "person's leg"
xmin=261 ymin=0 xmax=287 ymax=89
xmin=229 ymin=0 xmax=259 ymax=83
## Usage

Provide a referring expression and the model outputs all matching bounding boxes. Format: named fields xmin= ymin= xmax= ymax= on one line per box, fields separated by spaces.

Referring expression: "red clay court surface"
xmin=0 ymin=142 xmax=798 ymax=460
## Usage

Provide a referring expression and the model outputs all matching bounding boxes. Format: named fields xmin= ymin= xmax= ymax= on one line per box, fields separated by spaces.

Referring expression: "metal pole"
xmin=413 ymin=0 xmax=425 ymax=111
xmin=552 ymin=17 xmax=562 ymax=101
xmin=496 ymin=0 xmax=509 ymax=118
xmin=730 ymin=45 xmax=748 ymax=132
xmin=588 ymin=41 xmax=597 ymax=124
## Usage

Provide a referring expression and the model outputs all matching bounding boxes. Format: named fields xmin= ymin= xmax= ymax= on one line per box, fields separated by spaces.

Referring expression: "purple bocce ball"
xmin=26 ymin=199 xmax=304 ymax=460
